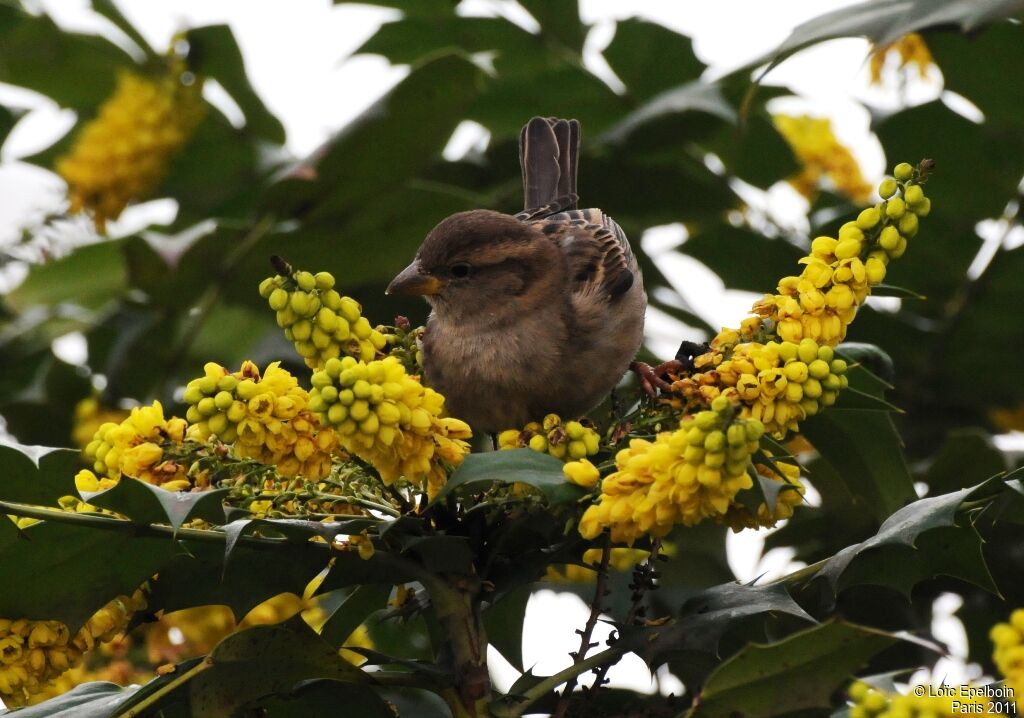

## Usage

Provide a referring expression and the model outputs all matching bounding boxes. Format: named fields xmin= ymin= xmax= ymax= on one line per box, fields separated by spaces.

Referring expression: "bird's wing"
xmin=530 ymin=208 xmax=636 ymax=300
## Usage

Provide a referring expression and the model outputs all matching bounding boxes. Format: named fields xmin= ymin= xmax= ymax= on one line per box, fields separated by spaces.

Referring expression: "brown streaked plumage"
xmin=387 ymin=117 xmax=646 ymax=433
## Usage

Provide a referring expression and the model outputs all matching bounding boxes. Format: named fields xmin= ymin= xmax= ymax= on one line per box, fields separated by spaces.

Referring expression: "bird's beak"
xmin=386 ymin=260 xmax=445 ymax=296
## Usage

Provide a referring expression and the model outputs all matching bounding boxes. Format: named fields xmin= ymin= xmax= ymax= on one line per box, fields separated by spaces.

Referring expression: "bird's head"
xmin=387 ymin=209 xmax=558 ymax=321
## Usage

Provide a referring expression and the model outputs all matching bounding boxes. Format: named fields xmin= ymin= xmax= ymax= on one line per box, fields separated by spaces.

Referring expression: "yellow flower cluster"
xmin=676 ymin=337 xmax=848 ymax=438
xmin=869 ymin=33 xmax=935 ymax=85
xmin=991 ymin=609 xmax=1024 ymax=699
xmin=259 ymin=268 xmax=388 ymax=370
xmin=498 ymin=414 xmax=601 ymax=461
xmin=184 ymin=361 xmax=339 ymax=479
xmin=665 ymin=164 xmax=928 ymax=438
xmin=71 ymin=397 xmax=130 ymax=449
xmin=83 ymin=401 xmax=190 ymax=489
xmin=0 ymin=592 xmax=144 ymax=707
xmin=750 ymin=166 xmax=928 ymax=348
xmin=56 ymin=65 xmax=205 ymax=233
xmin=310 ymin=356 xmax=472 ymax=494
xmin=774 ymin=114 xmax=873 ymax=203
xmin=847 ymin=680 xmax=987 ymax=717
xmin=578 ymin=397 xmax=764 ymax=544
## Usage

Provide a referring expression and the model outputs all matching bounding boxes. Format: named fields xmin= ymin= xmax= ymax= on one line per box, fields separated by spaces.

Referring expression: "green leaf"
xmin=758 ymin=0 xmax=1024 ymax=75
xmin=483 ymin=584 xmax=531 ymax=672
xmin=801 ymin=408 xmax=915 ymax=524
xmin=875 ymin=100 xmax=1024 ymax=224
xmin=0 ymin=518 xmax=172 ymax=632
xmin=4 ymin=241 xmax=128 ymax=313
xmin=82 ymin=480 xmax=229 ymax=531
xmin=643 ymin=581 xmax=815 ymax=669
xmin=471 ymin=63 xmax=627 ymax=138
xmin=600 ymin=80 xmax=736 ymax=145
xmin=811 ymin=476 xmax=1008 ymax=592
xmin=158 ymin=110 xmax=276 ymax=223
xmin=518 ymin=0 xmax=585 ymax=52
xmin=185 ymin=25 xmax=286 ymax=143
xmin=0 ymin=104 xmax=25 ymax=148
xmin=837 ymin=343 xmax=896 ymax=387
xmin=333 ymin=0 xmax=456 ymax=15
xmin=0 ymin=441 xmax=80 ymax=506
xmin=90 ymin=0 xmax=156 ymax=59
xmin=355 ymin=16 xmax=543 ymax=70
xmin=835 ymin=524 xmax=998 ymax=596
xmin=938 ymin=245 xmax=1024 ymax=408
xmin=188 ymin=620 xmax=369 ymax=718
xmin=680 ymin=225 xmax=805 ymax=293
xmin=250 ymin=679 xmax=395 ymax=718
xmin=0 ymin=5 xmax=134 ymax=110
xmin=925 ymin=430 xmax=1007 ymax=495
xmin=431 ymin=449 xmax=581 ymax=505
xmin=0 ymin=680 xmax=139 ymax=717
xmin=604 ymin=19 xmax=705 ymax=102
xmin=147 ymin=539 xmax=331 ymax=621
xmin=928 ymin=23 xmax=1024 ymax=129
xmin=263 ymin=52 xmax=484 ymax=221
xmin=318 ymin=584 xmax=391 ymax=649
xmin=687 ymin=622 xmax=900 ymax=718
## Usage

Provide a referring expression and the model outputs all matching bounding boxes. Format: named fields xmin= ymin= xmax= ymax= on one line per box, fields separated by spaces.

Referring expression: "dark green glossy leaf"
xmin=680 ymin=225 xmax=804 ymax=293
xmin=158 ymin=110 xmax=276 ymax=223
xmin=0 ymin=5 xmax=134 ymax=110
xmin=483 ymin=584 xmax=531 ymax=671
xmin=837 ymin=343 xmax=896 ymax=387
xmin=801 ymin=407 xmax=914 ymax=524
xmin=471 ymin=63 xmax=626 ymax=138
xmin=0 ymin=104 xmax=24 ymax=147
xmin=263 ymin=53 xmax=484 ymax=221
xmin=432 ymin=449 xmax=580 ymax=505
xmin=643 ymin=581 xmax=815 ymax=668
xmin=91 ymin=0 xmax=156 ymax=59
xmin=519 ymin=0 xmax=584 ymax=52
xmin=687 ymin=622 xmax=900 ymax=718
xmin=939 ymin=245 xmax=1024 ymax=408
xmin=147 ymin=539 xmax=331 ymax=620
xmin=333 ymin=0 xmax=456 ymax=14
xmin=82 ymin=480 xmax=229 ymax=530
xmin=188 ymin=620 xmax=369 ymax=718
xmin=928 ymin=23 xmax=1024 ymax=128
xmin=0 ymin=441 xmax=80 ymax=506
xmin=250 ymin=679 xmax=395 ymax=718
xmin=600 ymin=80 xmax=736 ymax=145
xmin=604 ymin=19 xmax=704 ymax=102
xmin=186 ymin=24 xmax=286 ymax=143
xmin=758 ymin=0 xmax=1024 ymax=75
xmin=875 ymin=101 xmax=1024 ymax=223
xmin=4 ymin=241 xmax=127 ymax=312
xmin=0 ymin=680 xmax=138 ymax=717
xmin=355 ymin=15 xmax=543 ymax=71
xmin=925 ymin=429 xmax=1007 ymax=495
xmin=811 ymin=476 xmax=1008 ymax=591
xmin=318 ymin=584 xmax=391 ymax=649
xmin=835 ymin=524 xmax=998 ymax=596
xmin=0 ymin=517 xmax=172 ymax=632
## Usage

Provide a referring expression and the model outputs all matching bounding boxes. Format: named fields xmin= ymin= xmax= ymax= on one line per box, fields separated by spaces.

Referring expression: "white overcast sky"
xmin=1 ymin=0 xmax=977 ymax=700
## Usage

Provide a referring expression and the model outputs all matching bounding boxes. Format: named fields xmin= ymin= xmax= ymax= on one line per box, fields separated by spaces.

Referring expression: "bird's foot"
xmin=630 ymin=360 xmax=682 ymax=399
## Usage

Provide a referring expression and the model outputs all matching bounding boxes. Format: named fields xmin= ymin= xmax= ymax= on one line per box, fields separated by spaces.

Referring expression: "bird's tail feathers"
xmin=520 ymin=116 xmax=580 ymax=213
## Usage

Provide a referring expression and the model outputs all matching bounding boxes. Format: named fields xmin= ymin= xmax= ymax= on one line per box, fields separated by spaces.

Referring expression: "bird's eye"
xmin=449 ymin=262 xmax=472 ymax=279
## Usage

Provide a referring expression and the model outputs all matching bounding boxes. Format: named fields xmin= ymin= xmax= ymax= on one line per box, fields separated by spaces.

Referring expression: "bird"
xmin=386 ymin=117 xmax=647 ymax=434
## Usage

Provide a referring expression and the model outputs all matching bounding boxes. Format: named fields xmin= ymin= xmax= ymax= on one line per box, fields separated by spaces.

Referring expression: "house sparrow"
xmin=387 ymin=117 xmax=646 ymax=433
